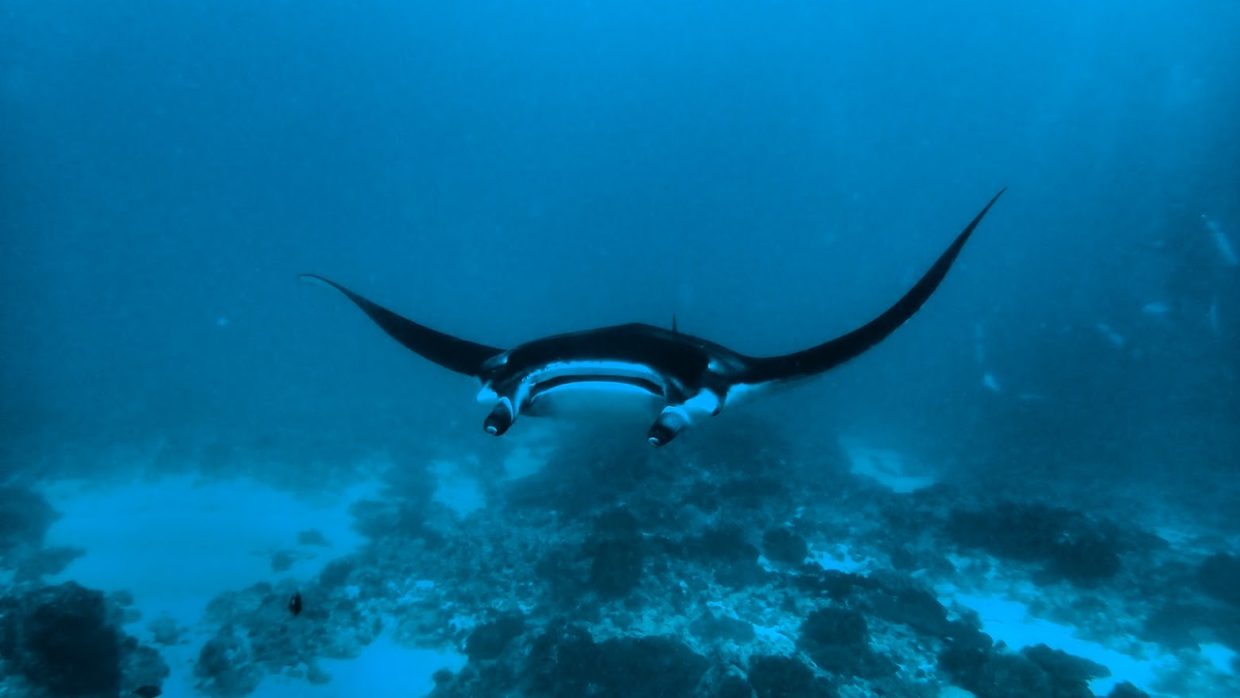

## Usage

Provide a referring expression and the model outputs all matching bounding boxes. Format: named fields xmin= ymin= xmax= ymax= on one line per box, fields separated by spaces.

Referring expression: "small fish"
xmin=289 ymin=591 xmax=303 ymax=616
xmin=134 ymin=686 xmax=162 ymax=698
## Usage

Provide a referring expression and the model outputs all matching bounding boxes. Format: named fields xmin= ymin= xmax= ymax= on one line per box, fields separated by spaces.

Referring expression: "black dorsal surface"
xmin=302 ymin=189 xmax=1005 ymax=443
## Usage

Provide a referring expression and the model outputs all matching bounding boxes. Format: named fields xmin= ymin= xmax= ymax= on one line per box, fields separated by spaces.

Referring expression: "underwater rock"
xmin=13 ymin=545 xmax=84 ymax=580
xmin=1197 ymin=552 xmax=1240 ymax=608
xmin=1141 ymin=602 xmax=1210 ymax=649
xmin=718 ymin=476 xmax=787 ymax=510
xmin=1021 ymin=643 xmax=1110 ymax=698
xmin=465 ymin=611 xmax=525 ymax=661
xmin=348 ymin=497 xmax=441 ymax=545
xmin=0 ymin=582 xmax=121 ymax=696
xmin=689 ymin=611 xmax=755 ymax=644
xmin=868 ymin=578 xmax=953 ymax=639
xmin=762 ymin=527 xmax=809 ymax=566
xmin=747 ymin=654 xmax=836 ymax=697
xmin=194 ymin=580 xmax=382 ymax=696
xmin=297 ymin=528 xmax=330 ymax=546
xmin=687 ymin=524 xmax=766 ymax=588
xmin=534 ymin=547 xmax=585 ymax=604
xmin=127 ymin=645 xmax=171 ymax=698
xmin=0 ymin=485 xmax=57 ymax=568
xmin=523 ymin=623 xmax=594 ymax=696
xmin=692 ymin=524 xmax=757 ymax=561
xmin=148 ymin=614 xmax=181 ymax=646
xmin=318 ymin=558 xmax=354 ymax=587
xmin=585 ymin=508 xmax=645 ymax=598
xmin=947 ymin=502 xmax=1122 ymax=586
xmin=270 ymin=550 xmax=295 ymax=572
xmin=715 ymin=673 xmax=755 ymax=698
xmin=194 ymin=626 xmax=263 ymax=697
xmin=964 ymin=652 xmax=1054 ymax=698
xmin=0 ymin=581 xmax=168 ymax=698
xmin=1105 ymin=682 xmax=1150 ymax=698
xmin=523 ymin=623 xmax=708 ymax=697
xmin=0 ymin=485 xmax=56 ymax=546
xmin=794 ymin=569 xmax=877 ymax=602
xmin=683 ymin=481 xmax=721 ymax=514
xmin=937 ymin=627 xmax=996 ymax=691
xmin=938 ymin=632 xmax=1108 ymax=698
xmin=592 ymin=508 xmax=641 ymax=539
xmin=797 ymin=606 xmax=895 ymax=679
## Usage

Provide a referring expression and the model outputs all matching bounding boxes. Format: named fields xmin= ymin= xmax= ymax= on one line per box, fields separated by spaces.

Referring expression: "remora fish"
xmin=303 ymin=190 xmax=1004 ymax=446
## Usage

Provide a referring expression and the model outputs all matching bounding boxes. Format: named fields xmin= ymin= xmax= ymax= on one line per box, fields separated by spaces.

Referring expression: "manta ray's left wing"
xmin=739 ymin=189 xmax=1005 ymax=384
xmin=300 ymin=274 xmax=504 ymax=377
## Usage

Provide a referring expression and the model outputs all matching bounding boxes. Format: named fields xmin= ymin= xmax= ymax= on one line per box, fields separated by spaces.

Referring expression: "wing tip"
xmin=983 ymin=187 xmax=1007 ymax=212
xmin=298 ymin=273 xmax=339 ymax=291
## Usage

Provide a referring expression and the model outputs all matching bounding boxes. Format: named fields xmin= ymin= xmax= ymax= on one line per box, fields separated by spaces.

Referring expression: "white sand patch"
xmin=501 ymin=445 xmax=546 ymax=480
xmin=43 ymin=475 xmax=378 ymax=626
xmin=840 ymin=439 xmax=937 ymax=494
xmin=430 ymin=460 xmax=484 ymax=517
xmin=41 ymin=474 xmax=382 ymax=696
xmin=1200 ymin=643 xmax=1237 ymax=676
xmin=938 ymin=586 xmax=1238 ymax=696
xmin=254 ymin=634 xmax=466 ymax=698
xmin=944 ymin=589 xmax=1163 ymax=694
xmin=148 ymin=630 xmax=465 ymax=698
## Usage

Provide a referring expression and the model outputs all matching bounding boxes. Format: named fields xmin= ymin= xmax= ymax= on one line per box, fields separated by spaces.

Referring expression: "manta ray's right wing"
xmin=300 ymin=274 xmax=504 ymax=377
xmin=739 ymin=189 xmax=1005 ymax=384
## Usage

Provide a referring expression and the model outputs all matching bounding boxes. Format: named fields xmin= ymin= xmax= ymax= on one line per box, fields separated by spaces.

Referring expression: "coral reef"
xmin=946 ymin=502 xmax=1123 ymax=585
xmin=0 ymin=582 xmax=168 ymax=697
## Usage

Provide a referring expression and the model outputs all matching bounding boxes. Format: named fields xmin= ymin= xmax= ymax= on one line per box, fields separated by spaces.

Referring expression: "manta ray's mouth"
xmin=522 ymin=375 xmax=668 ymax=418
xmin=529 ymin=375 xmax=665 ymax=400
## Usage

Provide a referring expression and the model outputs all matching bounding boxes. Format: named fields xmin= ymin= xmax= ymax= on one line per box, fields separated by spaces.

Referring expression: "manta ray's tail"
xmin=299 ymin=274 xmax=504 ymax=377
xmin=739 ymin=189 xmax=1006 ymax=384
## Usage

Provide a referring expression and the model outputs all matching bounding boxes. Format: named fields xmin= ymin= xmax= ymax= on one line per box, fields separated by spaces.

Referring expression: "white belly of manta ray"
xmin=477 ymin=360 xmax=671 ymax=420
xmin=522 ymin=381 xmax=666 ymax=418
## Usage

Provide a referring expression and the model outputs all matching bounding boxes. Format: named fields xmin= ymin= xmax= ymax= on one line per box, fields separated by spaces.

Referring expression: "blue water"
xmin=2 ymin=2 xmax=1238 ymax=697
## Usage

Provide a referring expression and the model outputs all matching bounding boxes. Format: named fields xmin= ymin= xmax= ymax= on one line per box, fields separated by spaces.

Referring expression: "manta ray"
xmin=303 ymin=190 xmax=1004 ymax=446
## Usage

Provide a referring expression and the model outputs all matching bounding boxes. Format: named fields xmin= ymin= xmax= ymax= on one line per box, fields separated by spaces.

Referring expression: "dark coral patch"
xmin=466 ymin=612 xmax=525 ymax=661
xmin=869 ymin=580 xmax=953 ymax=638
xmin=584 ymin=508 xmax=645 ymax=598
xmin=938 ymin=633 xmax=1111 ymax=698
xmin=686 ymin=524 xmax=766 ymax=588
xmin=748 ymin=654 xmax=835 ymax=697
xmin=947 ymin=502 xmax=1122 ymax=586
xmin=762 ymin=527 xmax=809 ymax=566
xmin=798 ymin=606 xmax=895 ymax=679
xmin=0 ymin=582 xmax=168 ymax=698
xmin=524 ymin=624 xmax=708 ymax=698
xmin=1198 ymin=553 xmax=1240 ymax=608
xmin=1022 ymin=643 xmax=1110 ymax=698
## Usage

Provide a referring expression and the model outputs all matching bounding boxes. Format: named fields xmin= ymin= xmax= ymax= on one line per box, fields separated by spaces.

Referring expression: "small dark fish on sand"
xmin=289 ymin=591 xmax=303 ymax=616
